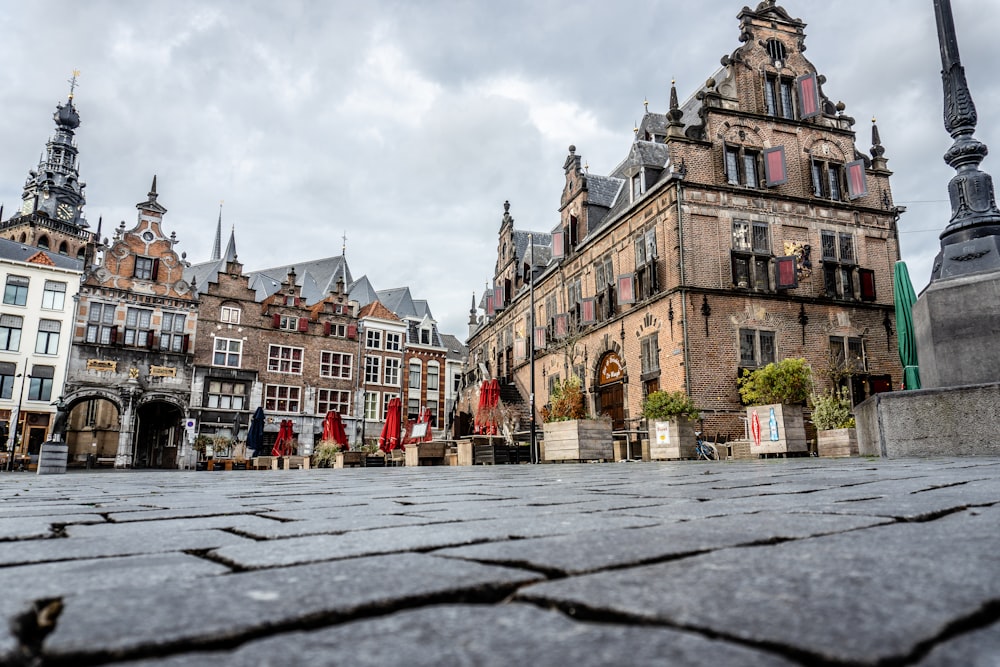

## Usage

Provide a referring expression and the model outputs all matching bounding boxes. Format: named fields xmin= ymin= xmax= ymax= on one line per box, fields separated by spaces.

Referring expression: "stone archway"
xmin=594 ymin=351 xmax=626 ymax=430
xmin=134 ymin=399 xmax=185 ymax=469
xmin=64 ymin=391 xmax=122 ymax=467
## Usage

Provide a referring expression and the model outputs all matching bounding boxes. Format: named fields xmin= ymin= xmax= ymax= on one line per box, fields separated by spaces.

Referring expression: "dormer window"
xmin=631 ymin=171 xmax=644 ymax=201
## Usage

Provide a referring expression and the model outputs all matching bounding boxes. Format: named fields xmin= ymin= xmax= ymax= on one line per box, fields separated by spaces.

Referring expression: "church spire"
xmin=211 ymin=202 xmax=223 ymax=261
xmin=223 ymin=224 xmax=237 ymax=263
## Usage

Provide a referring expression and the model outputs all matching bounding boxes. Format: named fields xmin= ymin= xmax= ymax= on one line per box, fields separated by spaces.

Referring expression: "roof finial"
xmin=870 ymin=117 xmax=885 ymax=159
xmin=67 ymin=69 xmax=80 ymax=101
xmin=149 ymin=175 xmax=158 ymax=197
xmin=666 ymin=79 xmax=684 ymax=135
xmin=633 ymin=120 xmax=639 ymax=137
xmin=643 ymin=97 xmax=649 ymax=113
xmin=342 ymin=230 xmax=347 ymax=256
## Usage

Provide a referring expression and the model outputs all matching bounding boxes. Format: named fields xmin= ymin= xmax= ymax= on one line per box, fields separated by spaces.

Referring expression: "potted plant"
xmin=811 ymin=388 xmax=858 ymax=457
xmin=541 ymin=377 xmax=613 ymax=461
xmin=312 ymin=439 xmax=342 ymax=468
xmin=642 ymin=390 xmax=700 ymax=460
xmin=738 ymin=358 xmax=812 ymax=455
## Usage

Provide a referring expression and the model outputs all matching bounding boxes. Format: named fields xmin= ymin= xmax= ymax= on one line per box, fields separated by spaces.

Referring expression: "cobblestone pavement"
xmin=1 ymin=458 xmax=999 ymax=666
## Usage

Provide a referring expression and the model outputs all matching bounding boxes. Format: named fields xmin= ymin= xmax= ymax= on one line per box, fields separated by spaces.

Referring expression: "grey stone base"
xmin=855 ymin=382 xmax=1000 ymax=457
xmin=913 ymin=268 xmax=1000 ymax=388
xmin=36 ymin=441 xmax=68 ymax=475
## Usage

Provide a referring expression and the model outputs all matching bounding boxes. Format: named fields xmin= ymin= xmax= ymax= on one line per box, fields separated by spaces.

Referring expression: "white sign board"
xmin=411 ymin=422 xmax=429 ymax=439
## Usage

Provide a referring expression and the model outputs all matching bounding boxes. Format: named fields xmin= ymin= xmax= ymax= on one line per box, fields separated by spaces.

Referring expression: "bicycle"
xmin=694 ymin=431 xmax=719 ymax=461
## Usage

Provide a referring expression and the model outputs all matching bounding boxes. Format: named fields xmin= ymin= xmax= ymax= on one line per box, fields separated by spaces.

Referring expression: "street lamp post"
xmin=528 ymin=233 xmax=538 ymax=464
xmin=5 ymin=367 xmax=30 ymax=472
xmin=355 ymin=322 xmax=366 ymax=448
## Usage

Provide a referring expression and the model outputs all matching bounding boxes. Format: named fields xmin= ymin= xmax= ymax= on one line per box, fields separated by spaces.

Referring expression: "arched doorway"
xmin=135 ymin=400 xmax=184 ymax=468
xmin=595 ymin=351 xmax=626 ymax=430
xmin=66 ymin=397 xmax=121 ymax=465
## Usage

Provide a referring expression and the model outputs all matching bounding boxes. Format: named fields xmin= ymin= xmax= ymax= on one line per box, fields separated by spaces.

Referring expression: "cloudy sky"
xmin=1 ymin=0 xmax=997 ymax=337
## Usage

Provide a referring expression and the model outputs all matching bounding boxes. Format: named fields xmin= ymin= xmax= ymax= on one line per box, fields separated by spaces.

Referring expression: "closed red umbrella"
xmin=379 ymin=398 xmax=403 ymax=453
xmin=474 ymin=381 xmax=490 ymax=434
xmin=272 ymin=419 xmax=295 ymax=456
xmin=323 ymin=411 xmax=348 ymax=449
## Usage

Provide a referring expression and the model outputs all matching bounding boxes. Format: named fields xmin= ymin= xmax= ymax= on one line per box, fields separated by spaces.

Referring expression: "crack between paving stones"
xmin=514 ymin=595 xmax=861 ymax=667
xmin=887 ymin=598 xmax=1000 ymax=667
xmin=31 ymin=583 xmax=529 ymax=667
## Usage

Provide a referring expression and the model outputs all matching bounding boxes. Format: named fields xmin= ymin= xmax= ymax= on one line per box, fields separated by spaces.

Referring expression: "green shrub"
xmin=312 ymin=439 xmax=343 ymax=468
xmin=541 ymin=377 xmax=588 ymax=422
xmin=810 ymin=388 xmax=855 ymax=430
xmin=642 ymin=390 xmax=700 ymax=421
xmin=738 ymin=358 xmax=812 ymax=406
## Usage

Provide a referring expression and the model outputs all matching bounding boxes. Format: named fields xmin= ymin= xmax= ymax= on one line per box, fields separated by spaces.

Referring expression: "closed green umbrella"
xmin=893 ymin=261 xmax=921 ymax=389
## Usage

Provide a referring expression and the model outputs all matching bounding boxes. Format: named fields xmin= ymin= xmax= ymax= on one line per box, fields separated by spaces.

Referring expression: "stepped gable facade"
xmin=63 ymin=180 xmax=200 ymax=468
xmin=466 ymin=1 xmax=903 ymax=442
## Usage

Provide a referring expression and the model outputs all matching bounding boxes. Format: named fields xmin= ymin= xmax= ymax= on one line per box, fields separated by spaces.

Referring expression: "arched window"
xmin=19 ymin=233 xmax=27 ymax=243
xmin=38 ymin=235 xmax=50 ymax=250
xmin=58 ymin=241 xmax=69 ymax=255
xmin=408 ymin=360 xmax=422 ymax=390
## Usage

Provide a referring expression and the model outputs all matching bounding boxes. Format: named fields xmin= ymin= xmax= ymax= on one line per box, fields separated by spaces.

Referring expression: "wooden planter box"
xmin=649 ymin=418 xmax=697 ymax=460
xmin=817 ymin=428 xmax=859 ymax=457
xmin=542 ymin=420 xmax=613 ymax=462
xmin=335 ymin=451 xmax=366 ymax=468
xmin=746 ymin=404 xmax=808 ymax=455
xmin=405 ymin=442 xmax=447 ymax=466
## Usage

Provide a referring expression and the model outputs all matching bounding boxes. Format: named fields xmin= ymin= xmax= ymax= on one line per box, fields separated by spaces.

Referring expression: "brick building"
xmin=62 ymin=180 xmax=199 ymax=468
xmin=356 ymin=300 xmax=406 ymax=446
xmin=187 ymin=243 xmax=359 ymax=462
xmin=465 ymin=1 xmax=903 ymax=445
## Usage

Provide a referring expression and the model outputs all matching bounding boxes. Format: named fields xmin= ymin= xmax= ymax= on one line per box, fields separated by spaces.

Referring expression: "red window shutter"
xmin=493 ymin=283 xmax=504 ymax=310
xmin=552 ymin=231 xmax=564 ymax=259
xmin=554 ymin=313 xmax=568 ymax=338
xmin=147 ymin=333 xmax=156 ymax=350
xmin=151 ymin=258 xmax=160 ymax=281
xmin=859 ymin=269 xmax=877 ymax=301
xmin=347 ymin=324 xmax=358 ymax=339
xmin=534 ymin=326 xmax=546 ymax=350
xmin=486 ymin=292 xmax=495 ymax=316
xmin=581 ymin=298 xmax=596 ymax=324
xmin=298 ymin=317 xmax=308 ymax=332
xmin=324 ymin=321 xmax=331 ymax=336
xmin=110 ymin=326 xmax=118 ymax=345
xmin=797 ymin=73 xmax=821 ymax=119
xmin=617 ymin=275 xmax=635 ymax=305
xmin=764 ymin=146 xmax=787 ymax=186
xmin=183 ymin=333 xmax=190 ymax=353
xmin=775 ymin=256 xmax=799 ymax=289
xmin=846 ymin=160 xmax=868 ymax=199
xmin=272 ymin=313 xmax=281 ymax=328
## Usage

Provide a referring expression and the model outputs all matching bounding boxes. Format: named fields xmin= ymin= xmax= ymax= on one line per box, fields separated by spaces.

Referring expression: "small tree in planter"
xmin=811 ymin=388 xmax=858 ymax=457
xmin=642 ymin=390 xmax=700 ymax=460
xmin=193 ymin=435 xmax=211 ymax=461
xmin=312 ymin=439 xmax=343 ymax=468
xmin=738 ymin=358 xmax=812 ymax=455
xmin=541 ymin=377 xmax=613 ymax=461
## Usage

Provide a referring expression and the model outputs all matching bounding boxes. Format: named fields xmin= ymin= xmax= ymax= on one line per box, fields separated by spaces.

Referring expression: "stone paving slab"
xmin=517 ymin=504 xmax=1000 ymax=665
xmin=42 ymin=554 xmax=540 ymax=663
xmin=436 ymin=511 xmax=892 ymax=575
xmin=0 ymin=458 xmax=997 ymax=666
xmin=114 ymin=603 xmax=800 ymax=667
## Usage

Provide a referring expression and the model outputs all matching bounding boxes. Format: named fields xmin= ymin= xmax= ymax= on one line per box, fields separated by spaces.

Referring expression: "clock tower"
xmin=0 ymin=73 xmax=95 ymax=260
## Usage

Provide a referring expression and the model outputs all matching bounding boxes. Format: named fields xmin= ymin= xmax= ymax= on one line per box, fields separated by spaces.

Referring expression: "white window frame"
xmin=268 ymin=345 xmax=303 ymax=374
xmin=320 ymin=351 xmax=353 ymax=380
xmin=213 ymin=337 xmax=243 ymax=368
xmin=384 ymin=332 xmax=402 ymax=351
xmin=220 ymin=305 xmax=241 ymax=324
xmin=41 ymin=281 xmax=67 ymax=310
xmin=317 ymin=388 xmax=351 ymax=415
xmin=264 ymin=384 xmax=301 ymax=413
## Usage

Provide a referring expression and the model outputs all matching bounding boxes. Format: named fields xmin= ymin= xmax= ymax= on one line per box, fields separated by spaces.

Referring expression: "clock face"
xmin=142 ymin=231 xmax=155 ymax=242
xmin=57 ymin=203 xmax=73 ymax=221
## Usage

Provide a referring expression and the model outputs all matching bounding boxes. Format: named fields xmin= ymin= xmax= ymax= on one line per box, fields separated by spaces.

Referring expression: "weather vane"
xmin=68 ymin=69 xmax=80 ymax=100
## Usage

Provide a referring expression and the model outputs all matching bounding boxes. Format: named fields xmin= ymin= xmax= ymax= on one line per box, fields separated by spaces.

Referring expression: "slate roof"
xmin=376 ymin=287 xmax=416 ymax=319
xmin=348 ymin=275 xmax=378 ymax=308
xmin=0 ymin=238 xmax=83 ymax=271
xmin=439 ymin=333 xmax=468 ymax=362
xmin=586 ymin=174 xmax=624 ymax=209
xmin=247 ymin=255 xmax=352 ymax=305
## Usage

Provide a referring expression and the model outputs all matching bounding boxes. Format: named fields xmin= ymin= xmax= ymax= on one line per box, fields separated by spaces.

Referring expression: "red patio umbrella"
xmin=475 ymin=380 xmax=502 ymax=435
xmin=271 ymin=419 xmax=295 ymax=456
xmin=379 ymin=397 xmax=403 ymax=453
xmin=322 ymin=411 xmax=349 ymax=450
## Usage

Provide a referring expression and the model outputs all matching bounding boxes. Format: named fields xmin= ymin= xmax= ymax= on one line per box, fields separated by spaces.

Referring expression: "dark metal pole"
xmin=357 ymin=322 xmax=366 ymax=448
xmin=930 ymin=0 xmax=1000 ymax=279
xmin=5 ymin=368 xmax=29 ymax=472
xmin=528 ymin=233 xmax=538 ymax=464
